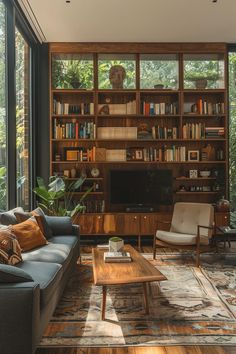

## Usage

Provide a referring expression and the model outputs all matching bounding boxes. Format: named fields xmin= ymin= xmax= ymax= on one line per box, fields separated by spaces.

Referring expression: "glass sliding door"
xmin=0 ymin=1 xmax=7 ymax=211
xmin=15 ymin=27 xmax=31 ymax=210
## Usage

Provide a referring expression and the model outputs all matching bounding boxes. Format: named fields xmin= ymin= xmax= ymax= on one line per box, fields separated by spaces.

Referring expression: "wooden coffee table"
xmin=92 ymin=244 xmax=167 ymax=320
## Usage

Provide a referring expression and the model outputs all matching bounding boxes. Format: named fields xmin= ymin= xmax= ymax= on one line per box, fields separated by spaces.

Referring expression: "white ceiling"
xmin=19 ymin=0 xmax=236 ymax=43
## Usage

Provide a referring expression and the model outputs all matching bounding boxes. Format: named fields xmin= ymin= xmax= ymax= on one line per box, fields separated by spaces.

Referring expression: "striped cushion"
xmin=0 ymin=229 xmax=22 ymax=265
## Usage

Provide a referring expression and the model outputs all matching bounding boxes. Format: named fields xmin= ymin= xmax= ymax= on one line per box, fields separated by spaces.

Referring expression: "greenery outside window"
xmin=140 ymin=54 xmax=179 ymax=90
xmin=15 ymin=27 xmax=31 ymax=210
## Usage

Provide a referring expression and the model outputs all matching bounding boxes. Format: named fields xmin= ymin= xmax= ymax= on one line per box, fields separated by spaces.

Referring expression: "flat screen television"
xmin=109 ymin=169 xmax=173 ymax=209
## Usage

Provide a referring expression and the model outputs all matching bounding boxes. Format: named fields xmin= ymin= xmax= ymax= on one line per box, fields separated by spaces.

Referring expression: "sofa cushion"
xmin=45 ymin=216 xmax=73 ymax=236
xmin=0 ymin=264 xmax=33 ymax=283
xmin=0 ymin=207 xmax=24 ymax=225
xmin=11 ymin=219 xmax=48 ymax=252
xmin=14 ymin=207 xmax=53 ymax=239
xmin=17 ymin=261 xmax=62 ymax=307
xmin=22 ymin=242 xmax=73 ymax=269
xmin=48 ymin=235 xmax=78 ymax=248
xmin=156 ymin=230 xmax=209 ymax=245
xmin=0 ymin=228 xmax=22 ymax=265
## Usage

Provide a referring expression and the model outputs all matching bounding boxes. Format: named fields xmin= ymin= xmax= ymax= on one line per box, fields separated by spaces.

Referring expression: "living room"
xmin=0 ymin=0 xmax=236 ymax=353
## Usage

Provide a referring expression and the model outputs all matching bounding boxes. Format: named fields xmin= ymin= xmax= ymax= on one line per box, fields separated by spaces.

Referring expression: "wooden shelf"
xmin=52 ymin=114 xmax=95 ymax=118
xmin=52 ymin=160 xmax=226 ymax=164
xmin=52 ymin=89 xmax=94 ymax=93
xmin=182 ymin=114 xmax=225 ymax=118
xmin=52 ymin=138 xmax=226 ymax=142
xmin=175 ymin=191 xmax=218 ymax=195
xmin=66 ymin=177 xmax=103 ymax=180
xmin=183 ymin=89 xmax=225 ymax=93
xmin=175 ymin=177 xmax=216 ymax=181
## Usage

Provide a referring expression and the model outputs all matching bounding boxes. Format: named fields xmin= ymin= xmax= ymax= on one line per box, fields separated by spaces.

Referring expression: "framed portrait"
xmin=135 ymin=149 xmax=144 ymax=160
xmin=188 ymin=150 xmax=199 ymax=162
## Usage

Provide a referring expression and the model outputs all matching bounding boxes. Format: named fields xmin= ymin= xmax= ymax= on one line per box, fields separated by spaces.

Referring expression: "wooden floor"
xmin=36 ymin=345 xmax=236 ymax=354
xmin=36 ymin=242 xmax=236 ymax=354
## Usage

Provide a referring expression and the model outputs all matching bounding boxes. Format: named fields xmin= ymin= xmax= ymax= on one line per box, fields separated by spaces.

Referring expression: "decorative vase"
xmin=195 ymin=79 xmax=207 ymax=89
xmin=70 ymin=167 xmax=77 ymax=178
xmin=109 ymin=237 xmax=124 ymax=252
xmin=216 ymin=196 xmax=230 ymax=212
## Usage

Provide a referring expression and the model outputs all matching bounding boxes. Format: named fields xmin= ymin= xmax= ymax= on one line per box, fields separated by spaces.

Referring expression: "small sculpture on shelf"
xmin=109 ymin=65 xmax=126 ymax=89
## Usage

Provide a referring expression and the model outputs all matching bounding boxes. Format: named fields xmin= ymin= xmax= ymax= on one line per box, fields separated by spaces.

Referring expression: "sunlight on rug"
xmin=39 ymin=252 xmax=236 ymax=348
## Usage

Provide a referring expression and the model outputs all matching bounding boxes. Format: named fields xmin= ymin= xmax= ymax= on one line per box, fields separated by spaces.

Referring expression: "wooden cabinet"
xmin=76 ymin=214 xmax=104 ymax=234
xmin=214 ymin=212 xmax=230 ymax=227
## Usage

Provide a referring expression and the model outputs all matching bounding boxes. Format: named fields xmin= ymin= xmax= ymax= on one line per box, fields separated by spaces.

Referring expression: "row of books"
xmin=184 ymin=99 xmax=224 ymax=115
xmin=53 ymin=100 xmax=94 ymax=115
xmin=151 ymin=126 xmax=178 ymax=139
xmin=141 ymin=101 xmax=178 ymax=115
xmin=53 ymin=121 xmax=96 ymax=139
xmin=183 ymin=123 xmax=205 ymax=139
xmin=126 ymin=146 xmax=186 ymax=162
xmin=205 ymin=127 xmax=225 ymax=138
xmin=82 ymin=200 xmax=105 ymax=213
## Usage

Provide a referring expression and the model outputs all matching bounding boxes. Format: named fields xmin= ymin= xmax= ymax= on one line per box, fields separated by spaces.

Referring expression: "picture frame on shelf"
xmin=135 ymin=149 xmax=144 ymax=161
xmin=188 ymin=150 xmax=199 ymax=162
xmin=189 ymin=169 xmax=198 ymax=178
xmin=64 ymin=147 xmax=80 ymax=161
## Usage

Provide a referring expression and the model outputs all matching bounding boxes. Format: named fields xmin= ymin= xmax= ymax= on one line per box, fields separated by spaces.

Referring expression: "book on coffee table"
xmin=104 ymin=251 xmax=132 ymax=263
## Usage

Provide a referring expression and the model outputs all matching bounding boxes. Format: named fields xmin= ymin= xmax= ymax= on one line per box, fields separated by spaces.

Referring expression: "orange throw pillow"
xmin=11 ymin=219 xmax=48 ymax=252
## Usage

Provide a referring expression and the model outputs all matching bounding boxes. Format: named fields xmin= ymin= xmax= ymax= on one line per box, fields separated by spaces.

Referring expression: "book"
xmin=97 ymin=244 xmax=109 ymax=249
xmin=104 ymin=251 xmax=132 ymax=263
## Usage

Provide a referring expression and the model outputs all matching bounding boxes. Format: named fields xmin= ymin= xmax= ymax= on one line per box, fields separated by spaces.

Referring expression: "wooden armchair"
xmin=153 ymin=202 xmax=215 ymax=267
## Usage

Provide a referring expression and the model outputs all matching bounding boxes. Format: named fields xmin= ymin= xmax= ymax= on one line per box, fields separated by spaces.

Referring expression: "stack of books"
xmin=104 ymin=251 xmax=132 ymax=263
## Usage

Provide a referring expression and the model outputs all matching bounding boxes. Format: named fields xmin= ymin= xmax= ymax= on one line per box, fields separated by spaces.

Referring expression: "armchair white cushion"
xmin=154 ymin=203 xmax=214 ymax=266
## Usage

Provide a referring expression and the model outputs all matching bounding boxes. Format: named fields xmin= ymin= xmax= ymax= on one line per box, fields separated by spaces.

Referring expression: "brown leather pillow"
xmin=14 ymin=211 xmax=32 ymax=223
xmin=11 ymin=219 xmax=48 ymax=252
xmin=0 ymin=228 xmax=22 ymax=265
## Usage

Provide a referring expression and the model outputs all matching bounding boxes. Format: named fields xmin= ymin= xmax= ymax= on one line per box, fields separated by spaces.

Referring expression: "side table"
xmin=214 ymin=226 xmax=236 ymax=248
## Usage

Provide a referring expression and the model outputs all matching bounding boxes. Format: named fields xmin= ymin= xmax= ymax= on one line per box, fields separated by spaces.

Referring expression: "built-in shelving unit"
xmin=50 ymin=43 xmax=228 ymax=217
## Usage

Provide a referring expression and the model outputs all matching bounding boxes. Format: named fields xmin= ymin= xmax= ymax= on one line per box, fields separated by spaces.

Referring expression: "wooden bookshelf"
xmin=49 ymin=43 xmax=228 ymax=219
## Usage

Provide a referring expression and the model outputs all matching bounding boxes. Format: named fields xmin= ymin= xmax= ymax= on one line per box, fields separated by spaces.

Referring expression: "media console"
xmin=73 ymin=211 xmax=230 ymax=249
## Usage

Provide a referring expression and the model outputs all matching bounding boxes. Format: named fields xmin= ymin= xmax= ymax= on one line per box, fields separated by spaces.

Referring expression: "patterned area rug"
xmin=39 ymin=253 xmax=236 ymax=347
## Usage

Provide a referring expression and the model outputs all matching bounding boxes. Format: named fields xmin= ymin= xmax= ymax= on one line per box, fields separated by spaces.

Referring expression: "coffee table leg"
xmin=143 ymin=282 xmax=149 ymax=315
xmin=101 ymin=285 xmax=107 ymax=320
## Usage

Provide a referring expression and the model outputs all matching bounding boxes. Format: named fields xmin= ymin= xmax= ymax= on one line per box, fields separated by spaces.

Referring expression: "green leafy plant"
xmin=185 ymin=71 xmax=219 ymax=81
xmin=33 ymin=176 xmax=93 ymax=217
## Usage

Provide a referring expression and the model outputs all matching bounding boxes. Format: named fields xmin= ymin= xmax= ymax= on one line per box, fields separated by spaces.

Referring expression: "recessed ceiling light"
xmin=212 ymin=0 xmax=217 ymax=3
xmin=66 ymin=0 xmax=70 ymax=3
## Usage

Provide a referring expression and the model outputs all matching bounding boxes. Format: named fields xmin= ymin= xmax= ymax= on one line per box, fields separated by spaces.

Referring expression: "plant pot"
xmin=70 ymin=80 xmax=81 ymax=89
xmin=195 ymin=79 xmax=207 ymax=89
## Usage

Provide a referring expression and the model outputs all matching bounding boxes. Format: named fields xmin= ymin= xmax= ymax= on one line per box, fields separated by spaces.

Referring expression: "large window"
xmin=15 ymin=27 xmax=31 ymax=210
xmin=0 ymin=0 xmax=7 ymax=211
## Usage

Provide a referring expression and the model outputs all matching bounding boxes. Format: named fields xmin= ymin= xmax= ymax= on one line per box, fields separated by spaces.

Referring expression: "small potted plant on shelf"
xmin=185 ymin=72 xmax=219 ymax=89
xmin=65 ymin=61 xmax=82 ymax=89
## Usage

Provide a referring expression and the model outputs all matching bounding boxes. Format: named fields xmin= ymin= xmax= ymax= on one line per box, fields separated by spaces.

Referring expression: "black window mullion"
xmin=6 ymin=2 xmax=17 ymax=209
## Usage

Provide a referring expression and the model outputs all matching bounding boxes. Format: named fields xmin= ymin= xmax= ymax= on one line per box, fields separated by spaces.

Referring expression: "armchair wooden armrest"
xmin=196 ymin=224 xmax=214 ymax=242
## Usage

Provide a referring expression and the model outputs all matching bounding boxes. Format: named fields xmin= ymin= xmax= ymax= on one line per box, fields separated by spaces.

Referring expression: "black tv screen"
xmin=110 ymin=169 xmax=172 ymax=207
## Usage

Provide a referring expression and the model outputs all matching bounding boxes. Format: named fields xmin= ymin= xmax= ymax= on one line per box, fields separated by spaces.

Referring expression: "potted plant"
xmin=65 ymin=61 xmax=81 ymax=89
xmin=33 ymin=175 xmax=93 ymax=217
xmin=185 ymin=72 xmax=219 ymax=89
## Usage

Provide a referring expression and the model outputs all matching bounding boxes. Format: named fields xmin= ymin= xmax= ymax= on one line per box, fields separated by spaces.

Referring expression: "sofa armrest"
xmin=72 ymin=224 xmax=80 ymax=238
xmin=0 ymin=282 xmax=40 ymax=354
